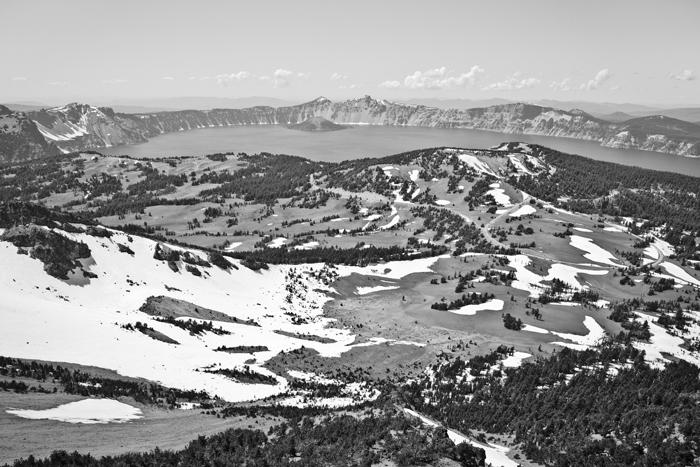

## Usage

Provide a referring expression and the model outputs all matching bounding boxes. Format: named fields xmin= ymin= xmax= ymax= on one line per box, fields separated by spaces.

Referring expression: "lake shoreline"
xmin=100 ymin=124 xmax=700 ymax=177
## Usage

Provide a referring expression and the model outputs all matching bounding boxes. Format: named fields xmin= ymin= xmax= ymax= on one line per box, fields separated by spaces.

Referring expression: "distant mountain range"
xmin=2 ymin=96 xmax=301 ymax=114
xmin=1 ymin=96 xmax=700 ymax=162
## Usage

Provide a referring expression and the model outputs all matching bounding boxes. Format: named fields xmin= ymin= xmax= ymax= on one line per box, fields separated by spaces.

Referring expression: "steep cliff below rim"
xmin=3 ymin=97 xmax=700 ymax=162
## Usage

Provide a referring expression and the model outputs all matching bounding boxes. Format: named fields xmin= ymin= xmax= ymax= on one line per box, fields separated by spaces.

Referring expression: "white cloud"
xmin=188 ymin=76 xmax=196 ymax=80
xmin=482 ymin=72 xmax=541 ymax=91
xmin=609 ymin=85 xmax=621 ymax=91
xmin=580 ymin=69 xmax=612 ymax=91
xmin=216 ymin=72 xmax=251 ymax=88
xmin=668 ymin=69 xmax=696 ymax=81
xmin=331 ymin=73 xmax=348 ymax=80
xmin=199 ymin=76 xmax=211 ymax=81
xmin=550 ymin=77 xmax=573 ymax=91
xmin=404 ymin=65 xmax=485 ymax=90
xmin=162 ymin=76 xmax=175 ymax=81
xmin=339 ymin=84 xmax=368 ymax=90
xmin=377 ymin=66 xmax=485 ymax=90
xmin=260 ymin=69 xmax=295 ymax=88
xmin=46 ymin=81 xmax=68 ymax=86
xmin=378 ymin=80 xmax=401 ymax=89
xmin=12 ymin=77 xmax=27 ymax=82
xmin=297 ymin=72 xmax=311 ymax=80
xmin=102 ymin=79 xmax=129 ymax=84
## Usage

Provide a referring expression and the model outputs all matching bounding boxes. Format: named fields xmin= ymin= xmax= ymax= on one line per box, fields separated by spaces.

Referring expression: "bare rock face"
xmin=0 ymin=225 xmax=92 ymax=279
xmin=26 ymin=103 xmax=148 ymax=154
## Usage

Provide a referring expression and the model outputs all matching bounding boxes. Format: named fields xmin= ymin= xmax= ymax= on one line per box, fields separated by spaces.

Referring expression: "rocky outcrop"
xmin=288 ymin=116 xmax=350 ymax=131
xmin=0 ymin=105 xmax=60 ymax=162
xmin=0 ymin=225 xmax=92 ymax=279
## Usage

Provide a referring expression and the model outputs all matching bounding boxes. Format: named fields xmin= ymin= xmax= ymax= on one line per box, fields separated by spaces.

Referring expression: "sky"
xmin=1 ymin=0 xmax=699 ymax=106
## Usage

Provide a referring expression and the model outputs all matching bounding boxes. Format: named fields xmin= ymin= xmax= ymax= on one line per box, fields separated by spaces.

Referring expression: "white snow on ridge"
xmin=457 ymin=153 xmax=498 ymax=176
xmin=7 ymin=399 xmax=142 ymax=424
xmin=501 ymin=351 xmax=531 ymax=368
xmin=379 ymin=214 xmax=400 ymax=230
xmin=294 ymin=241 xmax=319 ymax=250
xmin=506 ymin=254 xmax=608 ymax=297
xmin=522 ymin=324 xmax=549 ymax=334
xmin=268 ymin=237 xmax=287 ymax=248
xmin=435 ymin=199 xmax=451 ymax=206
xmin=409 ymin=169 xmax=420 ymax=181
xmin=660 ymin=261 xmax=700 ymax=287
xmin=356 ymin=285 xmax=400 ymax=295
xmin=507 ymin=155 xmax=534 ymax=176
xmin=552 ymin=316 xmax=606 ymax=350
xmin=632 ymin=312 xmax=700 ymax=368
xmin=509 ymin=205 xmax=535 ymax=217
xmin=35 ymin=121 xmax=89 ymax=142
xmin=447 ymin=299 xmax=504 ymax=316
xmin=404 ymin=409 xmax=517 ymax=467
xmin=569 ymin=235 xmax=621 ymax=266
xmin=486 ymin=183 xmax=512 ymax=207
xmin=342 ymin=255 xmax=445 ymax=280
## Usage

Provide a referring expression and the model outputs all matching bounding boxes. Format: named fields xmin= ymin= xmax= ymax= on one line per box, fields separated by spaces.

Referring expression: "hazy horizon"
xmin=1 ymin=0 xmax=698 ymax=106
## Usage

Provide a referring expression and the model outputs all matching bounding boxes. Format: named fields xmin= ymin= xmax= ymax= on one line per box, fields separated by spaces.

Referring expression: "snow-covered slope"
xmin=0 ymin=224 xmax=439 ymax=402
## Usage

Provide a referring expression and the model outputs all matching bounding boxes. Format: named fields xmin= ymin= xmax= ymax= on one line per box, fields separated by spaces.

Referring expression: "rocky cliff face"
xmin=27 ymin=103 xmax=148 ymax=153
xmin=3 ymin=97 xmax=700 ymax=162
xmin=122 ymin=97 xmax=700 ymax=157
xmin=0 ymin=105 xmax=60 ymax=162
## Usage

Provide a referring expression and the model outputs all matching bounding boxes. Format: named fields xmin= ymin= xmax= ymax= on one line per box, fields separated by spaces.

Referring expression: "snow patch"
xmin=446 ymin=299 xmax=505 ymax=316
xmin=7 ymin=399 xmax=142 ymax=424
xmin=552 ymin=316 xmax=605 ymax=350
xmin=509 ymin=205 xmax=535 ymax=217
xmin=356 ymin=285 xmax=400 ymax=295
xmin=570 ymin=235 xmax=621 ymax=266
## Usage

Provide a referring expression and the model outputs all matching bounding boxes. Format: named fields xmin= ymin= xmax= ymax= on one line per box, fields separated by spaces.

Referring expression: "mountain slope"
xmin=617 ymin=115 xmax=700 ymax=138
xmin=0 ymin=105 xmax=60 ymax=162
xmin=28 ymin=103 xmax=149 ymax=153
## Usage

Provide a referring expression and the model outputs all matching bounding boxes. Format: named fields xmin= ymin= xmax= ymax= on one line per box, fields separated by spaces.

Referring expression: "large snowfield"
xmin=0 ymin=227 xmax=443 ymax=402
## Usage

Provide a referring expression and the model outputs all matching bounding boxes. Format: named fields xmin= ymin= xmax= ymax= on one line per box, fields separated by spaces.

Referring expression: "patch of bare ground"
xmin=139 ymin=295 xmax=258 ymax=326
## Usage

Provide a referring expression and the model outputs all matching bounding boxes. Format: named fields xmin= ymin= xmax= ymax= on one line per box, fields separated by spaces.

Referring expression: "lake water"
xmin=100 ymin=125 xmax=700 ymax=176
